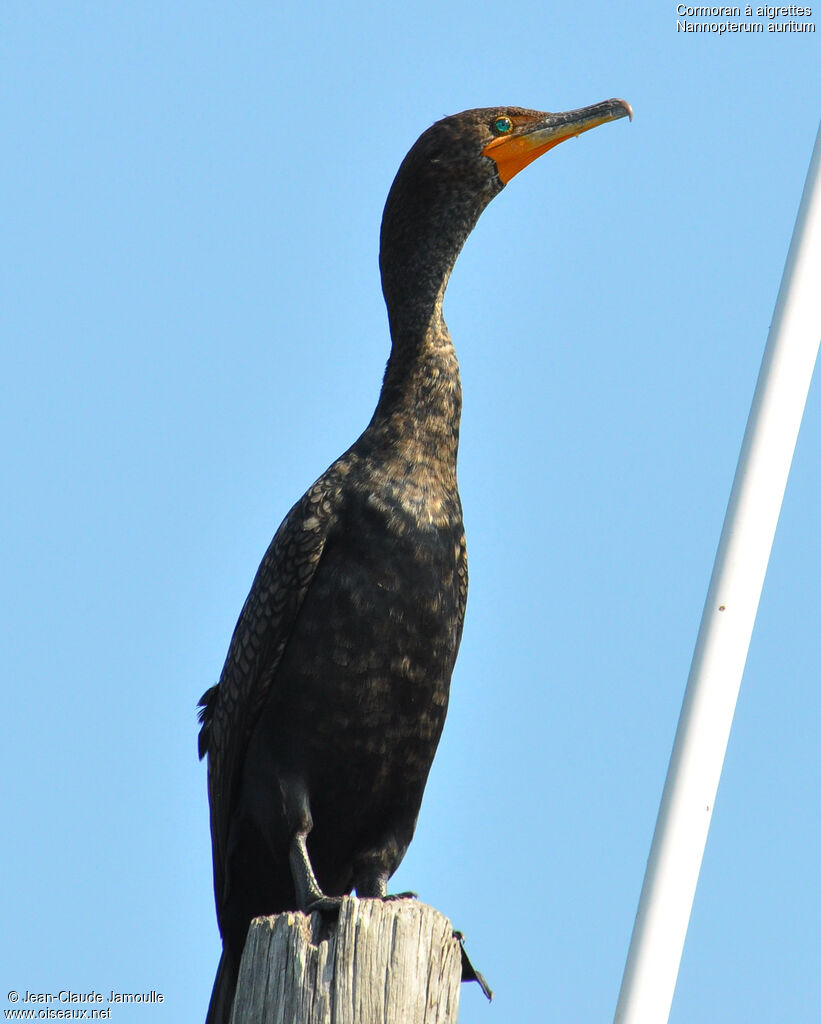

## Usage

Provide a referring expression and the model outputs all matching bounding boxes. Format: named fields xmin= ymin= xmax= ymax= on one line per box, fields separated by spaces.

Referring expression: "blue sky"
xmin=2 ymin=3 xmax=819 ymax=1022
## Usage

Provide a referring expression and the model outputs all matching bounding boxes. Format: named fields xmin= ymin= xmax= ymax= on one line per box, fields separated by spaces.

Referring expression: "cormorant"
xmin=199 ymin=99 xmax=631 ymax=1024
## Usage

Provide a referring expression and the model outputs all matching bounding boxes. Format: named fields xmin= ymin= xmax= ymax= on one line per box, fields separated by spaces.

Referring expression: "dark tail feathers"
xmin=205 ymin=949 xmax=236 ymax=1024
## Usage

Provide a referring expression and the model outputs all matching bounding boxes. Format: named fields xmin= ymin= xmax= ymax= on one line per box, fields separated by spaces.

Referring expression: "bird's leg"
xmin=354 ymin=859 xmax=416 ymax=902
xmin=289 ymin=831 xmax=342 ymax=913
xmin=354 ymin=868 xmax=388 ymax=899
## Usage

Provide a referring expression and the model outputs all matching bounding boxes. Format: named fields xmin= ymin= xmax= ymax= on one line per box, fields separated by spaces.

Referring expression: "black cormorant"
xmin=199 ymin=99 xmax=632 ymax=1024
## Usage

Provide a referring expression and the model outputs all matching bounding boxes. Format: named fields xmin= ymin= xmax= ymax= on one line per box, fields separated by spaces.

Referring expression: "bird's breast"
xmin=267 ymin=481 xmax=464 ymax=762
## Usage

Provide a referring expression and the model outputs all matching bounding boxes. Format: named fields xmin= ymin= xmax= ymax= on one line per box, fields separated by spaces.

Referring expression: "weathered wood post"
xmin=229 ymin=896 xmax=463 ymax=1024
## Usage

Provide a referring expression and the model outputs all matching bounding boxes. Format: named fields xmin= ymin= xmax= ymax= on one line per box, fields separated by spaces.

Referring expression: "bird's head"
xmin=397 ymin=99 xmax=632 ymax=196
xmin=478 ymin=99 xmax=633 ymax=184
xmin=379 ymin=99 xmax=632 ymax=328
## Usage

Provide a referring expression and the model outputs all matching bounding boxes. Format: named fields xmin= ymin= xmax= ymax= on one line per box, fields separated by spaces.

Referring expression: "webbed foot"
xmin=305 ymin=893 xmax=344 ymax=914
xmin=454 ymin=930 xmax=493 ymax=1001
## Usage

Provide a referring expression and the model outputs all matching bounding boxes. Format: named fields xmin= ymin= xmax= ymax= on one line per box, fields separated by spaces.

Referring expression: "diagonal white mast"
xmin=614 ymin=121 xmax=821 ymax=1024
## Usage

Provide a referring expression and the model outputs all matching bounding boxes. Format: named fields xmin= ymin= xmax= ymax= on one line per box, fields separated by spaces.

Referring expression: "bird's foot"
xmin=305 ymin=893 xmax=344 ymax=914
xmin=382 ymin=890 xmax=418 ymax=901
xmin=454 ymin=931 xmax=493 ymax=1002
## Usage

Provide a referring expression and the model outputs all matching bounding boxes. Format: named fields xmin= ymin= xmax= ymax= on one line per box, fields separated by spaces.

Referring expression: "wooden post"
xmin=229 ymin=896 xmax=463 ymax=1024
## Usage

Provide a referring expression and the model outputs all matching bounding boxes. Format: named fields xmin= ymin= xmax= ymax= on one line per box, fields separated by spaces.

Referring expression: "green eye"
xmin=494 ymin=116 xmax=513 ymax=134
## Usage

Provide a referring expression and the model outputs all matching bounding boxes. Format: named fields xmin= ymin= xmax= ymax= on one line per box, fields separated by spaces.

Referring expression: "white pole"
xmin=614 ymin=121 xmax=821 ymax=1024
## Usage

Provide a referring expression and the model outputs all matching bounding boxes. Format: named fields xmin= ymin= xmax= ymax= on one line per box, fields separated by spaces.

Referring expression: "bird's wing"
xmin=198 ymin=473 xmax=340 ymax=915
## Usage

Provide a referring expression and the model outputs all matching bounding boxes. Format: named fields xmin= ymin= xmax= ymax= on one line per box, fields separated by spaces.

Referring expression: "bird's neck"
xmin=371 ymin=183 xmax=480 ymax=470
xmin=370 ymin=297 xmax=462 ymax=475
